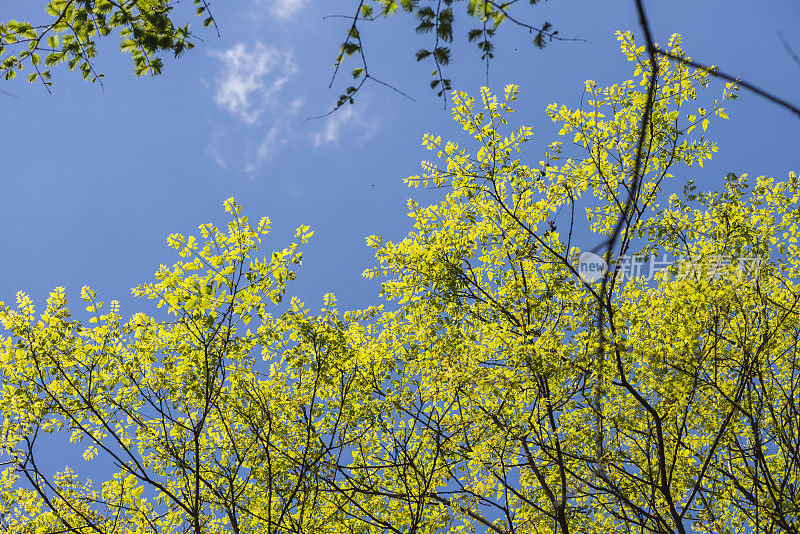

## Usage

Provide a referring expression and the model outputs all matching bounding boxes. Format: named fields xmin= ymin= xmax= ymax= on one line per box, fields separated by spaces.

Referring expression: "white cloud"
xmin=206 ymin=141 xmax=227 ymax=169
xmin=207 ymin=42 xmax=305 ymax=172
xmin=244 ymin=97 xmax=305 ymax=173
xmin=209 ymin=43 xmax=296 ymax=125
xmin=270 ymin=0 xmax=306 ymax=19
xmin=205 ymin=42 xmax=382 ymax=173
xmin=312 ymin=105 xmax=380 ymax=148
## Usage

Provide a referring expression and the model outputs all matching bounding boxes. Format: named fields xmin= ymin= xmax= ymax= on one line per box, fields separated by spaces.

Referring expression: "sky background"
xmin=1 ymin=0 xmax=799 ymax=318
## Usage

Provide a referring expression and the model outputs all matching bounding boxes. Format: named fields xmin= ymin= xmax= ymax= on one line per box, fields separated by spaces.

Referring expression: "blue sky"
xmin=1 ymin=0 xmax=799 ymax=317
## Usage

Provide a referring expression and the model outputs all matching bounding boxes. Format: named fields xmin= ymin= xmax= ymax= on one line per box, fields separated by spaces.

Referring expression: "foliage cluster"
xmin=2 ymin=0 xmax=563 ymax=105
xmin=0 ymin=0 xmax=216 ymax=86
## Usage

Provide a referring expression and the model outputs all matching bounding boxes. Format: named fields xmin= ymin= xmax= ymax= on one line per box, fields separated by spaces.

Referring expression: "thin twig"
xmin=484 ymin=0 xmax=590 ymax=45
xmin=778 ymin=31 xmax=800 ymax=68
xmin=656 ymin=49 xmax=800 ymax=120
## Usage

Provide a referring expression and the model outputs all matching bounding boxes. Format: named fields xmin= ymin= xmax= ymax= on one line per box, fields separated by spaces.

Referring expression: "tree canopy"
xmin=0 ymin=0 xmax=567 ymax=103
xmin=1 ymin=32 xmax=799 ymax=533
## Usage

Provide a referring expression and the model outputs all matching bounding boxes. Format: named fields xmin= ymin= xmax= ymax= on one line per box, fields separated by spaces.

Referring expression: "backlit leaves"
xmin=328 ymin=0 xmax=563 ymax=110
xmin=0 ymin=0 xmax=216 ymax=88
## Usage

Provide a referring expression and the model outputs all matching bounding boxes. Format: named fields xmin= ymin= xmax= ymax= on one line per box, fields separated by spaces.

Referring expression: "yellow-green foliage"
xmin=1 ymin=33 xmax=798 ymax=534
